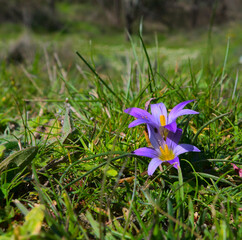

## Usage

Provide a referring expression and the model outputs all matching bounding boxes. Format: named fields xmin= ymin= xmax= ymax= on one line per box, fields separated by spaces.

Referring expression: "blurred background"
xmin=0 ymin=0 xmax=241 ymax=95
xmin=1 ymin=0 xmax=241 ymax=34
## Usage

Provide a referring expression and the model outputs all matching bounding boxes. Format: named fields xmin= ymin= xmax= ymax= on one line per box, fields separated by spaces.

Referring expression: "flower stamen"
xmin=160 ymin=115 xmax=166 ymax=126
xmin=159 ymin=144 xmax=175 ymax=161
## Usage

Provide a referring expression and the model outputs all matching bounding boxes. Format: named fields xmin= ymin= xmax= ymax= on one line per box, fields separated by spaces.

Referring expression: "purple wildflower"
xmin=133 ymin=127 xmax=200 ymax=175
xmin=124 ymin=100 xmax=199 ymax=134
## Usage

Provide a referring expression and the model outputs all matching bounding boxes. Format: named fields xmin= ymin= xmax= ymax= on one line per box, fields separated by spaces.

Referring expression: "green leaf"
xmin=0 ymin=205 xmax=14 ymax=223
xmin=62 ymin=191 xmax=79 ymax=236
xmin=167 ymin=198 xmax=174 ymax=237
xmin=106 ymin=168 xmax=118 ymax=177
xmin=0 ymin=146 xmax=38 ymax=173
xmin=197 ymin=172 xmax=236 ymax=186
xmin=20 ymin=204 xmax=45 ymax=236
xmin=13 ymin=199 xmax=29 ymax=216
xmin=178 ymin=167 xmax=184 ymax=202
xmin=86 ymin=211 xmax=100 ymax=238
xmin=188 ymin=197 xmax=194 ymax=229
xmin=0 ymin=145 xmax=6 ymax=159
xmin=61 ymin=103 xmax=77 ymax=144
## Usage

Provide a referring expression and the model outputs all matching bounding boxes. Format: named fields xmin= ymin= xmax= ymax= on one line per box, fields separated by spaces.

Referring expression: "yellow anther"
xmin=159 ymin=144 xmax=175 ymax=161
xmin=160 ymin=115 xmax=166 ymax=126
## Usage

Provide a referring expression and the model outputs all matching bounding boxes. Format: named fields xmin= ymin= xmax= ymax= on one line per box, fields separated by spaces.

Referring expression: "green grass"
xmin=0 ymin=10 xmax=241 ymax=239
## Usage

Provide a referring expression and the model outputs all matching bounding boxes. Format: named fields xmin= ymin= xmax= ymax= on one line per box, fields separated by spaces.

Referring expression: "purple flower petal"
xmin=170 ymin=100 xmax=194 ymax=113
xmin=167 ymin=156 xmax=180 ymax=169
xmin=166 ymin=128 xmax=182 ymax=149
xmin=124 ymin=108 xmax=153 ymax=121
xmin=169 ymin=109 xmax=199 ymax=123
xmin=128 ymin=119 xmax=148 ymax=128
xmin=165 ymin=121 xmax=177 ymax=133
xmin=168 ymin=100 xmax=198 ymax=123
xmin=174 ymin=143 xmax=200 ymax=156
xmin=147 ymin=125 xmax=164 ymax=150
xmin=133 ymin=147 xmax=158 ymax=159
xmin=150 ymin=103 xmax=167 ymax=126
xmin=148 ymin=158 xmax=162 ymax=175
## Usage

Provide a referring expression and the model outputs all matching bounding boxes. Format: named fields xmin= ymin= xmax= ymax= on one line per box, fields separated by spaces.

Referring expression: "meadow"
xmin=0 ymin=3 xmax=241 ymax=239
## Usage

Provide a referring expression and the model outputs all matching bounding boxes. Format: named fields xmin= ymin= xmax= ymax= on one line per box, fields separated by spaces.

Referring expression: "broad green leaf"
xmin=0 ymin=146 xmax=38 ymax=173
xmin=61 ymin=103 xmax=77 ymax=144
xmin=20 ymin=204 xmax=45 ymax=235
